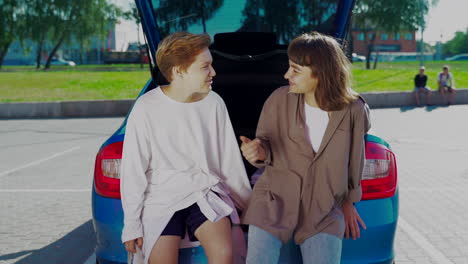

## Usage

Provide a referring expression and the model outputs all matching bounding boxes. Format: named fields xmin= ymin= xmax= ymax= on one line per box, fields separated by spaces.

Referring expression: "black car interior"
xmin=149 ymin=32 xmax=289 ymax=176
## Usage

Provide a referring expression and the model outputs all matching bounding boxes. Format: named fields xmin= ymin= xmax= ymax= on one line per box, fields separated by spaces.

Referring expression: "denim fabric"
xmin=300 ymin=232 xmax=342 ymax=264
xmin=246 ymin=225 xmax=342 ymax=264
xmin=246 ymin=225 xmax=282 ymax=263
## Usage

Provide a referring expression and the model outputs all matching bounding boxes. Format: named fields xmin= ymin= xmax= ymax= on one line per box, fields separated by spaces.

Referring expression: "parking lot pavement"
xmin=0 ymin=118 xmax=124 ymax=264
xmin=372 ymin=105 xmax=468 ymax=264
xmin=1 ymin=104 xmax=468 ymax=264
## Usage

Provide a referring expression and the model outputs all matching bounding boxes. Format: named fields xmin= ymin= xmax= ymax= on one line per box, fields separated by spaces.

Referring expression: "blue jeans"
xmin=246 ymin=225 xmax=342 ymax=264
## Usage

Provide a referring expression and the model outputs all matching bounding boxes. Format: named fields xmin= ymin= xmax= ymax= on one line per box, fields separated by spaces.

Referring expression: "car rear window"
xmin=151 ymin=0 xmax=340 ymax=44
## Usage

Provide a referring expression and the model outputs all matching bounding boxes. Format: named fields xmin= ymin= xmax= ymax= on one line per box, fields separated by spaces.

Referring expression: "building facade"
xmin=352 ymin=30 xmax=417 ymax=55
xmin=3 ymin=25 xmax=116 ymax=66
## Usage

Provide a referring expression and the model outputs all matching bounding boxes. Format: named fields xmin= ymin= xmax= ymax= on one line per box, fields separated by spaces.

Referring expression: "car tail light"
xmin=361 ymin=141 xmax=397 ymax=200
xmin=94 ymin=141 xmax=123 ymax=199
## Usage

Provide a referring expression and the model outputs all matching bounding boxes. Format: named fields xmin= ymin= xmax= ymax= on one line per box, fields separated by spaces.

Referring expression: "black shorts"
xmin=160 ymin=203 xmax=208 ymax=242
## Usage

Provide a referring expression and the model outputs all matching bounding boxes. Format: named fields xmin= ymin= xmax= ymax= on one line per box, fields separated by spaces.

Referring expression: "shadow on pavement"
xmin=0 ymin=220 xmax=96 ymax=264
xmin=399 ymin=105 xmax=418 ymax=112
xmin=425 ymin=104 xmax=450 ymax=112
xmin=0 ymin=250 xmax=37 ymax=262
xmin=400 ymin=104 xmax=450 ymax=113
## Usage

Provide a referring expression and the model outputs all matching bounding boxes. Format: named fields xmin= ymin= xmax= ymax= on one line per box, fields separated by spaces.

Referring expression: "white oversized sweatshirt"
xmin=120 ymin=87 xmax=252 ymax=264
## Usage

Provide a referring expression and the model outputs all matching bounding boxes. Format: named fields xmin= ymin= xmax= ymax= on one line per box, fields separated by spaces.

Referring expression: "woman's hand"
xmin=239 ymin=136 xmax=266 ymax=165
xmin=342 ymin=201 xmax=366 ymax=240
xmin=124 ymin=237 xmax=143 ymax=253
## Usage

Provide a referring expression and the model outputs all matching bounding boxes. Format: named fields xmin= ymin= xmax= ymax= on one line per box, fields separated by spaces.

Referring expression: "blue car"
xmin=92 ymin=0 xmax=398 ymax=263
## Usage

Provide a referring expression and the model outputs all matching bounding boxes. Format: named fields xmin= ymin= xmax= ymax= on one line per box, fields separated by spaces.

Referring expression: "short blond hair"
xmin=156 ymin=32 xmax=211 ymax=82
xmin=288 ymin=32 xmax=358 ymax=111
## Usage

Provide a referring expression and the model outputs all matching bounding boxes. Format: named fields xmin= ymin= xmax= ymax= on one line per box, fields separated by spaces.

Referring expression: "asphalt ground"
xmin=0 ymin=118 xmax=124 ymax=264
xmin=1 ymin=104 xmax=468 ymax=263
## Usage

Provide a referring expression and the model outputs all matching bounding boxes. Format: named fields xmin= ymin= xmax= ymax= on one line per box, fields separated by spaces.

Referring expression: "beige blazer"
xmin=242 ymin=86 xmax=371 ymax=244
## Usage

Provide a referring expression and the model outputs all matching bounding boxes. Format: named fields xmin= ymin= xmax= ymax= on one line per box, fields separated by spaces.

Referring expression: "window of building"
xmin=368 ymin=33 xmax=375 ymax=40
xmin=357 ymin=33 xmax=365 ymax=41
xmin=404 ymin=33 xmax=413 ymax=40
xmin=394 ymin=33 xmax=400 ymax=40
xmin=381 ymin=33 xmax=388 ymax=40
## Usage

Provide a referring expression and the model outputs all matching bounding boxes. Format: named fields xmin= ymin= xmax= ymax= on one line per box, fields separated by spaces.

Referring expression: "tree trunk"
xmin=200 ymin=0 xmax=207 ymax=32
xmin=373 ymin=49 xmax=379 ymax=69
xmin=36 ymin=39 xmax=44 ymax=69
xmin=347 ymin=30 xmax=354 ymax=63
xmin=365 ymin=45 xmax=372 ymax=69
xmin=0 ymin=42 xmax=12 ymax=69
xmin=79 ymin=40 xmax=84 ymax=65
xmin=365 ymin=34 xmax=376 ymax=69
xmin=45 ymin=34 xmax=66 ymax=69
xmin=137 ymin=26 xmax=144 ymax=69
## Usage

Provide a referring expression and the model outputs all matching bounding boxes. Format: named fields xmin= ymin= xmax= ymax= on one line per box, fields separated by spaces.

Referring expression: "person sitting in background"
xmin=413 ymin=66 xmax=431 ymax=106
xmin=437 ymin=65 xmax=456 ymax=105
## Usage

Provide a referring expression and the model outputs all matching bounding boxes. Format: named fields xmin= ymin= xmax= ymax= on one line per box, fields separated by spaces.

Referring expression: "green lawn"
xmin=352 ymin=61 xmax=468 ymax=92
xmin=1 ymin=61 xmax=467 ymax=102
xmin=0 ymin=69 xmax=150 ymax=102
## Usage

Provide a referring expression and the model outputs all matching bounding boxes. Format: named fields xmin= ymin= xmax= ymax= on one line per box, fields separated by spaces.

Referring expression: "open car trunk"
xmin=148 ymin=32 xmax=288 ymax=175
xmin=135 ymin=0 xmax=354 ymax=175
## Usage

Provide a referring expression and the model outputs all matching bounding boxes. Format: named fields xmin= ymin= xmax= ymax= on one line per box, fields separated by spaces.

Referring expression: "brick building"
xmin=351 ymin=30 xmax=417 ymax=56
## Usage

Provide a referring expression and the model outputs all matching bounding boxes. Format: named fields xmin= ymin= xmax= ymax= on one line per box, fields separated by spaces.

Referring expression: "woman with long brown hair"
xmin=240 ymin=31 xmax=370 ymax=263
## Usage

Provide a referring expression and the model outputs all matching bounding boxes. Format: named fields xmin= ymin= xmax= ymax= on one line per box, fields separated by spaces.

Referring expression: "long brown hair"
xmin=288 ymin=32 xmax=358 ymax=111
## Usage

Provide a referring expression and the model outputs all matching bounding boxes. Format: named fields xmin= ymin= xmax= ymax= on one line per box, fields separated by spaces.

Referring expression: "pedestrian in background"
xmin=437 ymin=65 xmax=456 ymax=105
xmin=413 ymin=66 xmax=431 ymax=106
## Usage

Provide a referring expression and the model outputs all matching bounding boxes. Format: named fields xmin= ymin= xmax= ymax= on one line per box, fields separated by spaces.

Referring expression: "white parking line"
xmin=0 ymin=146 xmax=80 ymax=178
xmin=0 ymin=189 xmax=90 ymax=192
xmin=84 ymin=253 xmax=96 ymax=264
xmin=398 ymin=217 xmax=454 ymax=264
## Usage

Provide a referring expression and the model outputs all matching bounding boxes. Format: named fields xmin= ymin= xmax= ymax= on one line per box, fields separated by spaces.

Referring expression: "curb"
xmin=1 ymin=89 xmax=467 ymax=119
xmin=0 ymin=99 xmax=133 ymax=119
xmin=361 ymin=89 xmax=468 ymax=108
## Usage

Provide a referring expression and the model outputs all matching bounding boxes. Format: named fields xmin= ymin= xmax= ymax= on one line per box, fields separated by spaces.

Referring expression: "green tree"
xmin=155 ymin=0 xmax=223 ymax=37
xmin=24 ymin=0 xmax=55 ymax=69
xmin=43 ymin=0 xmax=121 ymax=69
xmin=240 ymin=0 xmax=300 ymax=43
xmin=353 ymin=0 xmax=436 ymax=69
xmin=240 ymin=0 xmax=338 ymax=44
xmin=124 ymin=3 xmax=145 ymax=68
xmin=0 ymin=0 xmax=27 ymax=68
xmin=442 ymin=29 xmax=468 ymax=57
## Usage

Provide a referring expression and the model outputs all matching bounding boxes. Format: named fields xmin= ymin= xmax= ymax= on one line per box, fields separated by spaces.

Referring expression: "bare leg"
xmin=414 ymin=91 xmax=420 ymax=106
xmin=439 ymin=87 xmax=447 ymax=104
xmin=195 ymin=217 xmax=233 ymax=264
xmin=148 ymin=235 xmax=181 ymax=264
xmin=449 ymin=89 xmax=456 ymax=104
xmin=426 ymin=90 xmax=432 ymax=105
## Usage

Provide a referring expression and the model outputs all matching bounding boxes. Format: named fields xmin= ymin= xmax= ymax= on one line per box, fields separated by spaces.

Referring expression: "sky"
xmin=424 ymin=0 xmax=468 ymax=44
xmin=111 ymin=0 xmax=468 ymax=50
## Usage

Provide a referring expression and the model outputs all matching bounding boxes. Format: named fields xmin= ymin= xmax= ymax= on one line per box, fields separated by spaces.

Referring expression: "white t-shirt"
xmin=438 ymin=72 xmax=454 ymax=87
xmin=304 ymin=103 xmax=329 ymax=152
xmin=120 ymin=87 xmax=251 ymax=263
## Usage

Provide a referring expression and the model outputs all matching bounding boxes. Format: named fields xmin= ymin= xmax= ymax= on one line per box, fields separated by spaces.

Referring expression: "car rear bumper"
xmin=276 ymin=193 xmax=398 ymax=264
xmin=341 ymin=193 xmax=399 ymax=264
xmin=92 ymin=187 xmax=127 ymax=264
xmin=93 ymin=188 xmax=398 ymax=264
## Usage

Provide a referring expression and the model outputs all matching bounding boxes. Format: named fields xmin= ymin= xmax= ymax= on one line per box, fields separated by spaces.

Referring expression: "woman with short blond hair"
xmin=121 ymin=32 xmax=251 ymax=264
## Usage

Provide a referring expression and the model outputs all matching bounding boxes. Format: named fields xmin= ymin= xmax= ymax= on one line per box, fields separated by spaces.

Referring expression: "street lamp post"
xmin=419 ymin=0 xmax=425 ymax=67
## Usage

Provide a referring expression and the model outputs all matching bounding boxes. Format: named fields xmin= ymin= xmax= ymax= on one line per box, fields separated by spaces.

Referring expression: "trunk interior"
xmin=150 ymin=32 xmax=289 ymax=175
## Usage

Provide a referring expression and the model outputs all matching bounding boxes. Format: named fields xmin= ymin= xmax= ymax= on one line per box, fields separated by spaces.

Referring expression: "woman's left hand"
xmin=342 ymin=201 xmax=366 ymax=240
